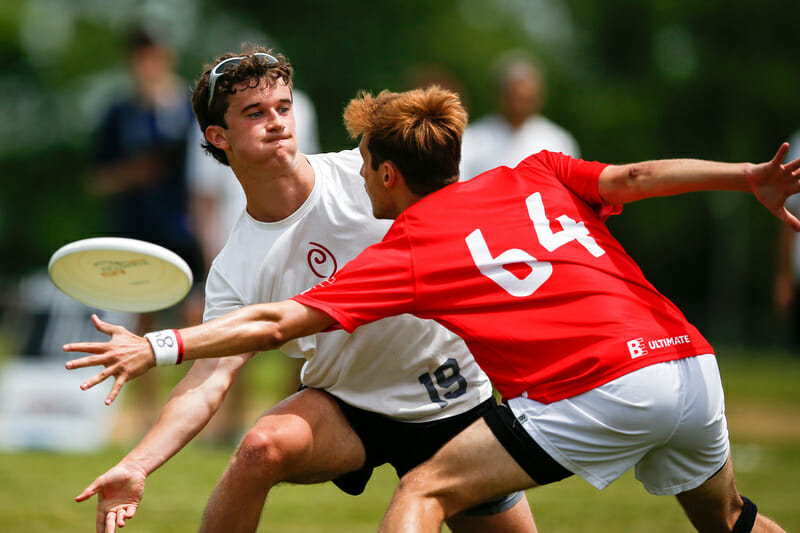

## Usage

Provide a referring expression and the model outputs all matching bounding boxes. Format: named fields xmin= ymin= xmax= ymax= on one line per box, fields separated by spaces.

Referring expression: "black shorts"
xmin=331 ymin=395 xmax=524 ymax=516
xmin=483 ymin=403 xmax=573 ymax=486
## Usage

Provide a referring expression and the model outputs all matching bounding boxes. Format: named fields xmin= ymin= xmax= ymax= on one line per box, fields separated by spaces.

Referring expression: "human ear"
xmin=205 ymin=125 xmax=229 ymax=151
xmin=382 ymin=162 xmax=398 ymax=188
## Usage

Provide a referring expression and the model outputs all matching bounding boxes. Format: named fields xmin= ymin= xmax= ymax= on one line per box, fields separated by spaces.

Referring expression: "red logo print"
xmin=307 ymin=242 xmax=338 ymax=278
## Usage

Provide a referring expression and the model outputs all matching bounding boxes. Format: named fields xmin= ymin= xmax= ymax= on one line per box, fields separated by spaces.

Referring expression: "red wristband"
xmin=173 ymin=329 xmax=184 ymax=364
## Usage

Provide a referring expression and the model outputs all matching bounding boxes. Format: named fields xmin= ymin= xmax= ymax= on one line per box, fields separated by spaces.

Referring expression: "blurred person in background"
xmin=460 ymin=50 xmax=580 ymax=180
xmin=89 ymin=25 xmax=203 ymax=285
xmin=87 ymin=25 xmax=205 ymax=430
xmin=775 ymin=132 xmax=800 ymax=353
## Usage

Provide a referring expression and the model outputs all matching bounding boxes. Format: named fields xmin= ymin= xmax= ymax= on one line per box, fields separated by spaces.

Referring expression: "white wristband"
xmin=144 ymin=329 xmax=184 ymax=366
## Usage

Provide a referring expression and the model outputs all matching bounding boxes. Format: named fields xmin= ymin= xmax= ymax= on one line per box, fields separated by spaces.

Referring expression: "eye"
xmin=248 ymin=110 xmax=263 ymax=118
xmin=278 ymin=105 xmax=290 ymax=115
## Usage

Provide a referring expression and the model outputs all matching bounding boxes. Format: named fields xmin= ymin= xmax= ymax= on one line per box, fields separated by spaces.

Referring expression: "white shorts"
xmin=507 ymin=354 xmax=729 ymax=495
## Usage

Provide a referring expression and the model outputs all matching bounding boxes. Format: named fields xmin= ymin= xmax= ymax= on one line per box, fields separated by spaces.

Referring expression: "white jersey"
xmin=204 ymin=149 xmax=492 ymax=421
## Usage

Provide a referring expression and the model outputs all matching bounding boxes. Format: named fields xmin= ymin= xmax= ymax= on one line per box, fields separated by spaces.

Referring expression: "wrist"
xmin=144 ymin=329 xmax=184 ymax=366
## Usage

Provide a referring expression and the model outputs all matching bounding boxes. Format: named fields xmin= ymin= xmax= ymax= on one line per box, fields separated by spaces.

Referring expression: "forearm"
xmin=178 ymin=301 xmax=299 ymax=362
xmin=119 ymin=356 xmax=250 ymax=475
xmin=599 ymin=159 xmax=755 ymax=205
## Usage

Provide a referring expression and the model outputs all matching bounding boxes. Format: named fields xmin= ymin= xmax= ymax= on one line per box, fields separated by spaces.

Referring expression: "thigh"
xmin=253 ymin=387 xmax=367 ymax=484
xmin=384 ymin=398 xmax=498 ymax=477
xmin=401 ymin=418 xmax=537 ymax=517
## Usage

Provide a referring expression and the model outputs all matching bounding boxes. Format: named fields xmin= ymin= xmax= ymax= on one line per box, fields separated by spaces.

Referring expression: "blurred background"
xmin=2 ymin=0 xmax=800 ymax=349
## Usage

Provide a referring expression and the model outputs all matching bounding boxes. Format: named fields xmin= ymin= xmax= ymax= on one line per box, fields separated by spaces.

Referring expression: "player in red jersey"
xmin=66 ymin=87 xmax=793 ymax=532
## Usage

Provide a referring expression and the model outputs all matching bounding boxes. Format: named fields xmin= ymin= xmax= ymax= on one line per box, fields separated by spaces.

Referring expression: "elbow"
xmin=622 ymin=162 xmax=651 ymax=191
xmin=237 ymin=301 xmax=315 ymax=353
xmin=247 ymin=321 xmax=285 ymax=352
xmin=603 ymin=163 xmax=653 ymax=204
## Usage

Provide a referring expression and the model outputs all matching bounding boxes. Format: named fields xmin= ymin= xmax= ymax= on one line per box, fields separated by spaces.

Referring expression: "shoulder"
xmin=308 ymin=149 xmax=363 ymax=190
xmin=210 ymin=214 xmax=255 ymax=269
xmin=308 ymin=148 xmax=361 ymax=170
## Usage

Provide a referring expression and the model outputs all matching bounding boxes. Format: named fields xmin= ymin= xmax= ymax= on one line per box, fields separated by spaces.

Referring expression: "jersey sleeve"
xmin=292 ymin=222 xmax=416 ymax=332
xmin=524 ymin=151 xmax=621 ymax=220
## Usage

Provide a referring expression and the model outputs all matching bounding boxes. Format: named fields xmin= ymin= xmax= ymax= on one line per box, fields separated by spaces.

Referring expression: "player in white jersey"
xmin=67 ymin=48 xmax=535 ymax=533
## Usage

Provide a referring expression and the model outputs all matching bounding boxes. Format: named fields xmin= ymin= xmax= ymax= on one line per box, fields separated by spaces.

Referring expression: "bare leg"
xmin=200 ymin=388 xmax=366 ymax=533
xmin=380 ymin=419 xmax=537 ymax=533
xmin=676 ymin=455 xmax=785 ymax=532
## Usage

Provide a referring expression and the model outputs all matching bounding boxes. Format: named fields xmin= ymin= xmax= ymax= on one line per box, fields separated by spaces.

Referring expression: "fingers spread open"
xmin=105 ymin=510 xmax=117 ymax=533
xmin=79 ymin=366 xmax=116 ymax=392
xmin=103 ymin=374 xmax=129 ymax=405
xmin=67 ymin=353 xmax=110 ymax=370
xmin=773 ymin=142 xmax=790 ymax=165
xmin=75 ymin=482 xmax=99 ymax=503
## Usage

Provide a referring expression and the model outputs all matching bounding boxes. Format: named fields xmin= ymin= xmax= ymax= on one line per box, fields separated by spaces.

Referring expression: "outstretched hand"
xmin=747 ymin=142 xmax=800 ymax=231
xmin=76 ymin=460 xmax=147 ymax=533
xmin=64 ymin=314 xmax=156 ymax=405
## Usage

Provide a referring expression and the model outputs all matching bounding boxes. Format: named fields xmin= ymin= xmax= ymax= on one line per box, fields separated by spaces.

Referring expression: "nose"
xmin=265 ymin=109 xmax=285 ymax=131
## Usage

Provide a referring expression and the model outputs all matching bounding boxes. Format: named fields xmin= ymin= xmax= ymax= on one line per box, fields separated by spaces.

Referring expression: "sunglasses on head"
xmin=207 ymin=52 xmax=279 ymax=109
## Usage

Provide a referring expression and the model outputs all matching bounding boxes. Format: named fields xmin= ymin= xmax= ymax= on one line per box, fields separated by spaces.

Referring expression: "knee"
xmin=233 ymin=422 xmax=309 ymax=482
xmin=393 ymin=470 xmax=453 ymax=519
xmin=394 ymin=469 xmax=428 ymax=498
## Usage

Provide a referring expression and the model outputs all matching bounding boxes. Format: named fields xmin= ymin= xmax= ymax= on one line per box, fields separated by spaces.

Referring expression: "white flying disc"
xmin=48 ymin=237 xmax=193 ymax=313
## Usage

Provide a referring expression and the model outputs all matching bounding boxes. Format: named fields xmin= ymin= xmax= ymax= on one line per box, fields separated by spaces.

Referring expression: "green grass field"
xmin=1 ymin=347 xmax=798 ymax=532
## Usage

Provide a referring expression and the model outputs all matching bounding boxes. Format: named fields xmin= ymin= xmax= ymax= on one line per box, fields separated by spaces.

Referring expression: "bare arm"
xmin=598 ymin=143 xmax=800 ymax=230
xmin=74 ymin=355 xmax=251 ymax=532
xmin=119 ymin=355 xmax=251 ymax=471
xmin=64 ymin=299 xmax=334 ymax=405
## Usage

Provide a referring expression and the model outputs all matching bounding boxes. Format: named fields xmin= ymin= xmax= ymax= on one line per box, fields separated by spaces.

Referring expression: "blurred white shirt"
xmin=459 ymin=114 xmax=580 ymax=181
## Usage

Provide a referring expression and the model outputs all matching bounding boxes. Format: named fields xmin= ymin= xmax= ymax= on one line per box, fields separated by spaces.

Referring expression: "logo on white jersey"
xmin=307 ymin=242 xmax=338 ymax=278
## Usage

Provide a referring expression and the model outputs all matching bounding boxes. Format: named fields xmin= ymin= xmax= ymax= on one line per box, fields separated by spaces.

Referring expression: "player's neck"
xmin=239 ymin=153 xmax=315 ymax=222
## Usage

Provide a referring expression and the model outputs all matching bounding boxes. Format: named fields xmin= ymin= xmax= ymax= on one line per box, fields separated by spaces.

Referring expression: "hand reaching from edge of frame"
xmin=76 ymin=460 xmax=148 ymax=533
xmin=746 ymin=142 xmax=800 ymax=231
xmin=64 ymin=314 xmax=156 ymax=405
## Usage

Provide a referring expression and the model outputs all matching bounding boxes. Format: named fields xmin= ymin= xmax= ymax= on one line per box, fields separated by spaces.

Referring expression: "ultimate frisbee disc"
xmin=48 ymin=237 xmax=193 ymax=313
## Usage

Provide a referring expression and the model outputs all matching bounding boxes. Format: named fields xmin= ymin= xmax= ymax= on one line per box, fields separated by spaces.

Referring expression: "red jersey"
xmin=294 ymin=151 xmax=713 ymax=403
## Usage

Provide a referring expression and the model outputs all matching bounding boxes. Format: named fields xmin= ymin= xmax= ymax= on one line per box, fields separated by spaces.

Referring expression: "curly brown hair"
xmin=191 ymin=45 xmax=294 ymax=165
xmin=343 ymin=86 xmax=467 ymax=195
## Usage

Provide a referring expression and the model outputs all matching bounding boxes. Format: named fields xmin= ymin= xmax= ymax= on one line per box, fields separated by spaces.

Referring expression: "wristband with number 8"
xmin=144 ymin=329 xmax=184 ymax=366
